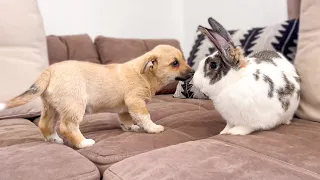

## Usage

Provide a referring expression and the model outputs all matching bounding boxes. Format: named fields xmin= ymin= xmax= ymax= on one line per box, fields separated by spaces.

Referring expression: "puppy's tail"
xmin=0 ymin=69 xmax=51 ymax=110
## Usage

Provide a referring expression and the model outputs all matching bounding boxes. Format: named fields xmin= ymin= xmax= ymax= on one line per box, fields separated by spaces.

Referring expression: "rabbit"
xmin=192 ymin=17 xmax=301 ymax=135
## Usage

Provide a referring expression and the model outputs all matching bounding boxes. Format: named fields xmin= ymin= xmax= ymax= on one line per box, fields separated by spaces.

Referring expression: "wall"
xmin=37 ymin=0 xmax=287 ymax=58
xmin=37 ymin=0 xmax=182 ymax=39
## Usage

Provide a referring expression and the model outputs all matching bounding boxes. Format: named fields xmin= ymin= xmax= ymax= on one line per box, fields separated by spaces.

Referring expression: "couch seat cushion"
xmin=77 ymin=98 xmax=224 ymax=174
xmin=0 ymin=142 xmax=100 ymax=180
xmin=103 ymin=118 xmax=320 ymax=180
xmin=0 ymin=119 xmax=44 ymax=147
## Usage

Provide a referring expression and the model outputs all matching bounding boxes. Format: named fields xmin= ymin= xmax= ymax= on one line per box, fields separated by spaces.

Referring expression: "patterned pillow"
xmin=174 ymin=18 xmax=299 ymax=99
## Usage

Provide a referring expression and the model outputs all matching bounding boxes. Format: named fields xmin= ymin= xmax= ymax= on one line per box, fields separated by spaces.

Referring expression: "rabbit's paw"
xmin=226 ymin=126 xmax=254 ymax=135
xmin=219 ymin=123 xmax=233 ymax=135
xmin=283 ymin=119 xmax=291 ymax=125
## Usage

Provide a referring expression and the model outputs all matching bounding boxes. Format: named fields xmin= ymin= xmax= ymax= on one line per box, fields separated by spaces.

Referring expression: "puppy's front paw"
xmin=145 ymin=124 xmax=164 ymax=134
xmin=76 ymin=139 xmax=95 ymax=149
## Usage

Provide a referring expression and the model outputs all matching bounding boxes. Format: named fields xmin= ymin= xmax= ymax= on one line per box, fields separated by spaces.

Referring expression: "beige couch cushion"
xmin=295 ymin=0 xmax=320 ymax=122
xmin=0 ymin=0 xmax=48 ymax=119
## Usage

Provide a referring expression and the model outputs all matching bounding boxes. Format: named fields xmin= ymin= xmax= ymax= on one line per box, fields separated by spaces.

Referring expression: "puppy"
xmin=0 ymin=45 xmax=194 ymax=148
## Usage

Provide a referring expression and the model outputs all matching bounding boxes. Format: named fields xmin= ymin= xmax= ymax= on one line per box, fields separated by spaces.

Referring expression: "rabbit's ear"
xmin=197 ymin=18 xmax=237 ymax=67
xmin=208 ymin=17 xmax=234 ymax=46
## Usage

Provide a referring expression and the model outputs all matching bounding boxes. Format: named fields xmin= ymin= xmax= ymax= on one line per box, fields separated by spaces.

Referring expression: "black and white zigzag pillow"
xmin=174 ymin=18 xmax=300 ymax=99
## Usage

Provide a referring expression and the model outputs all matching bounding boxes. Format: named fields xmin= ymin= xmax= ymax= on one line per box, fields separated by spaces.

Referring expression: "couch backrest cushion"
xmin=94 ymin=36 xmax=182 ymax=95
xmin=47 ymin=34 xmax=100 ymax=65
xmin=0 ymin=0 xmax=49 ymax=120
xmin=295 ymin=0 xmax=320 ymax=122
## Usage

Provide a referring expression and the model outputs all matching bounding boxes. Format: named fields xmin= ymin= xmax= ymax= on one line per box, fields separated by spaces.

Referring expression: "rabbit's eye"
xmin=210 ymin=62 xmax=217 ymax=69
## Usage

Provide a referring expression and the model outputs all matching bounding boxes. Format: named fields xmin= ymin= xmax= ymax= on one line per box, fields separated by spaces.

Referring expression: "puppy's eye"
xmin=172 ymin=60 xmax=179 ymax=67
xmin=210 ymin=61 xmax=217 ymax=69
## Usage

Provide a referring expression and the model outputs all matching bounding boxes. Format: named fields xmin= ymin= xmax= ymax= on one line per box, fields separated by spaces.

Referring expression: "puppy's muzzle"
xmin=175 ymin=69 xmax=195 ymax=81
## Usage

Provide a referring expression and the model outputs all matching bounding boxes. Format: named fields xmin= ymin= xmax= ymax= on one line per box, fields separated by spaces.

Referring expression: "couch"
xmin=1 ymin=0 xmax=320 ymax=180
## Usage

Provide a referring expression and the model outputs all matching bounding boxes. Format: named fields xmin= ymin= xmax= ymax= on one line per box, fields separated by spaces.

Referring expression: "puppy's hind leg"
xmin=38 ymin=102 xmax=63 ymax=144
xmin=118 ymin=112 xmax=141 ymax=132
xmin=58 ymin=104 xmax=95 ymax=149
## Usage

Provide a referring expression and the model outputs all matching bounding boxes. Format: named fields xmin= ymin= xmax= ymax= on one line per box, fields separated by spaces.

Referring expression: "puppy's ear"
xmin=140 ymin=53 xmax=158 ymax=74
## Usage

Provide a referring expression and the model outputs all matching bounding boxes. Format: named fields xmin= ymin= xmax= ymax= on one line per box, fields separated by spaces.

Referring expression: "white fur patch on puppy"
xmin=45 ymin=132 xmax=64 ymax=144
xmin=134 ymin=114 xmax=164 ymax=133
xmin=0 ymin=103 xmax=6 ymax=110
xmin=77 ymin=139 xmax=95 ymax=149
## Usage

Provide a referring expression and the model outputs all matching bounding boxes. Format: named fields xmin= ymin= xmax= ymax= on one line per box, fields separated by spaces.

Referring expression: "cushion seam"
xmin=211 ymin=138 xmax=320 ymax=179
xmin=80 ymin=150 xmax=150 ymax=165
xmin=65 ymin=167 xmax=100 ymax=180
xmin=170 ymin=128 xmax=196 ymax=140
xmin=106 ymin=168 xmax=123 ymax=180
xmin=0 ymin=112 xmax=40 ymax=120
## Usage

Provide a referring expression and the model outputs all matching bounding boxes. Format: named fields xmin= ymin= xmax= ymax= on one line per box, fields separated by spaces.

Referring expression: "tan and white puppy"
xmin=0 ymin=45 xmax=194 ymax=149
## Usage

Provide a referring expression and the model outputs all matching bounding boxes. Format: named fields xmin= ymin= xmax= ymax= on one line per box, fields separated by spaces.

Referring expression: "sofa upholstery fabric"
xmin=287 ymin=0 xmax=301 ymax=19
xmin=0 ymin=119 xmax=44 ymax=147
xmin=0 ymin=118 xmax=100 ymax=180
xmin=47 ymin=34 xmax=100 ymax=65
xmin=0 ymin=142 xmax=100 ymax=180
xmin=103 ymin=118 xmax=320 ymax=180
xmin=0 ymin=0 xmax=48 ymax=120
xmin=295 ymin=0 xmax=320 ymax=122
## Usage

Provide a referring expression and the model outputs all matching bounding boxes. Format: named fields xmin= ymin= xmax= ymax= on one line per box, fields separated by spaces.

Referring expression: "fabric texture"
xmin=0 ymin=0 xmax=48 ymax=120
xmin=0 ymin=119 xmax=44 ymax=147
xmin=94 ymin=36 xmax=182 ymax=95
xmin=0 ymin=142 xmax=100 ymax=180
xmin=294 ymin=0 xmax=320 ymax=122
xmin=174 ymin=18 xmax=300 ymax=99
xmin=0 ymin=118 xmax=100 ymax=180
xmin=104 ymin=118 xmax=320 ymax=180
xmin=288 ymin=0 xmax=301 ymax=19
xmin=47 ymin=34 xmax=100 ymax=65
